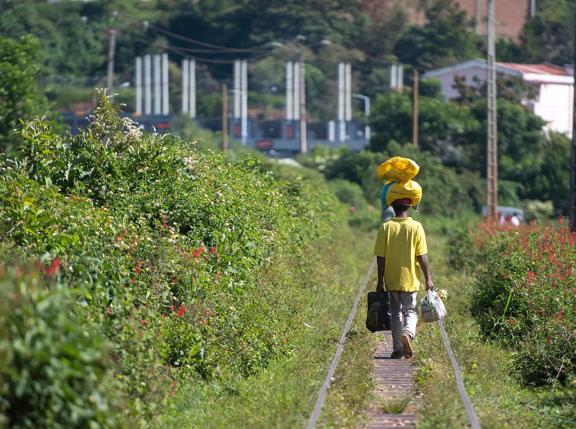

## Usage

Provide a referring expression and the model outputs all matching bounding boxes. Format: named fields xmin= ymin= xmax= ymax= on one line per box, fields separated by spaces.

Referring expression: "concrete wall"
xmin=429 ymin=64 xmax=488 ymax=99
xmin=535 ymin=83 xmax=574 ymax=136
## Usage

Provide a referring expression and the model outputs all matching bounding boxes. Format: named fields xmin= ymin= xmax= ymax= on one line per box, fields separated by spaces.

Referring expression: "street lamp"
xmin=352 ymin=93 xmax=371 ymax=143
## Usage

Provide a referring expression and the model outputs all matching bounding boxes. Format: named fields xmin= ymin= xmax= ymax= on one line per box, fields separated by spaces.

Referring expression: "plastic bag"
xmin=376 ymin=157 xmax=420 ymax=183
xmin=420 ymin=290 xmax=447 ymax=322
xmin=377 ymin=157 xmax=422 ymax=208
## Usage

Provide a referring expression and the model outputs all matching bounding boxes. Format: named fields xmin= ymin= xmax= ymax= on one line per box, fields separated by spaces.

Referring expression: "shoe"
xmin=401 ymin=333 xmax=413 ymax=359
xmin=390 ymin=350 xmax=403 ymax=359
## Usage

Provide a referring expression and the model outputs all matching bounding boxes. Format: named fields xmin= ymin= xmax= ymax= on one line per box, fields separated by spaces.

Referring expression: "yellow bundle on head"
xmin=377 ymin=157 xmax=423 ymax=208
xmin=376 ymin=156 xmax=420 ymax=182
xmin=385 ymin=180 xmax=422 ymax=208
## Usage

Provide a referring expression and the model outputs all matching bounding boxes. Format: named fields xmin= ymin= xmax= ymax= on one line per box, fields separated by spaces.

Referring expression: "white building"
xmin=424 ymin=59 xmax=574 ymax=137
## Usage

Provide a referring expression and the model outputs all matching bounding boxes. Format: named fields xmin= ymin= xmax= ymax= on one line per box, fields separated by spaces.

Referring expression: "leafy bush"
xmin=0 ymin=92 xmax=348 ymax=424
xmin=0 ymin=35 xmax=47 ymax=150
xmin=446 ymin=225 xmax=478 ymax=271
xmin=328 ymin=179 xmax=380 ymax=231
xmin=469 ymin=221 xmax=576 ymax=386
xmin=317 ymin=143 xmax=477 ymax=217
xmin=0 ymin=263 xmax=115 ymax=429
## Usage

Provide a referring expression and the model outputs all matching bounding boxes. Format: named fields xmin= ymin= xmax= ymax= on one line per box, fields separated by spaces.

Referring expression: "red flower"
xmin=45 ymin=257 xmax=61 ymax=277
xmin=526 ymin=270 xmax=535 ymax=286
xmin=209 ymin=246 xmax=217 ymax=255
xmin=140 ymin=319 xmax=147 ymax=326
xmin=134 ymin=265 xmax=142 ymax=274
xmin=192 ymin=247 xmax=205 ymax=258
xmin=554 ymin=309 xmax=565 ymax=320
xmin=176 ymin=305 xmax=187 ymax=317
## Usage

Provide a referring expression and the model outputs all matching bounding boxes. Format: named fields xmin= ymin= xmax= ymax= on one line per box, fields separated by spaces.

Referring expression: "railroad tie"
xmin=364 ymin=331 xmax=420 ymax=429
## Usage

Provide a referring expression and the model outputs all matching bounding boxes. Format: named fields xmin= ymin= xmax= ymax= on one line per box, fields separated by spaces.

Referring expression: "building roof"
xmin=424 ymin=59 xmax=574 ymax=85
xmin=498 ymin=63 xmax=571 ymax=77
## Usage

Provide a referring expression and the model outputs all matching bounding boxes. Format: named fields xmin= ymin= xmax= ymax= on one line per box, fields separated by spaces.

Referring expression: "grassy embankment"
xmin=414 ymin=219 xmax=576 ymax=429
xmin=158 ymin=227 xmax=377 ymax=429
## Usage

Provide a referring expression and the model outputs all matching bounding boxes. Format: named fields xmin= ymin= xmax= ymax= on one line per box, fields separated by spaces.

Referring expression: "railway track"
xmin=306 ymin=259 xmax=481 ymax=429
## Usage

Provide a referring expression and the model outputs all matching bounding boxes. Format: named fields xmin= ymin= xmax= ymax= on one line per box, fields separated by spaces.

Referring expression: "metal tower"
xmin=486 ymin=0 xmax=498 ymax=220
xmin=571 ymin=0 xmax=576 ymax=232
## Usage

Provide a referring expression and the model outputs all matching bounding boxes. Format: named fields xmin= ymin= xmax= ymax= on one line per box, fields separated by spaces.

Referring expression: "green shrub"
xmin=313 ymin=143 xmax=478 ymax=217
xmin=0 ymin=263 xmax=115 ymax=428
xmin=328 ymin=179 xmax=380 ymax=231
xmin=0 ymin=35 xmax=48 ymax=150
xmin=446 ymin=225 xmax=477 ymax=271
xmin=468 ymin=222 xmax=576 ymax=386
xmin=329 ymin=179 xmax=369 ymax=210
xmin=0 ymin=92 xmax=348 ymax=423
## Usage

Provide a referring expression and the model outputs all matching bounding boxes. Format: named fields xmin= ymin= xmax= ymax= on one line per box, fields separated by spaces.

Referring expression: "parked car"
xmin=482 ymin=206 xmax=525 ymax=225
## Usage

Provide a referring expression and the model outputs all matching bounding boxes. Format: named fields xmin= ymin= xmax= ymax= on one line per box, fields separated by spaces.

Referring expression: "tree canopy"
xmin=0 ymin=35 xmax=47 ymax=150
xmin=394 ymin=0 xmax=480 ymax=71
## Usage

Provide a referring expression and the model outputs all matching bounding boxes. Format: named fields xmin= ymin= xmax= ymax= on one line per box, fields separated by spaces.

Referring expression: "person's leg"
xmin=400 ymin=292 xmax=418 ymax=358
xmin=401 ymin=292 xmax=418 ymax=338
xmin=389 ymin=291 xmax=403 ymax=355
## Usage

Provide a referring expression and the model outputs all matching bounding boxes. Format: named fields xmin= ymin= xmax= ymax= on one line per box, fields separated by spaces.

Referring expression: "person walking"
xmin=374 ymin=197 xmax=434 ymax=359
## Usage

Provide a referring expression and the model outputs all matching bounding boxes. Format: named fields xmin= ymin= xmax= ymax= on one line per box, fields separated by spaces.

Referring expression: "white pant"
xmin=389 ymin=291 xmax=418 ymax=352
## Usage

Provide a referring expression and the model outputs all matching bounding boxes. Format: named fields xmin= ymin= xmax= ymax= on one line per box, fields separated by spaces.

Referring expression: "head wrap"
xmin=377 ymin=157 xmax=422 ymax=208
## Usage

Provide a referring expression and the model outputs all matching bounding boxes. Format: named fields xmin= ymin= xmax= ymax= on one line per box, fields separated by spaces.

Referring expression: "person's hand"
xmin=426 ymin=280 xmax=435 ymax=291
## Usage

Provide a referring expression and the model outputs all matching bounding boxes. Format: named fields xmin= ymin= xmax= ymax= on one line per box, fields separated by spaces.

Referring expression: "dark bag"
xmin=366 ymin=291 xmax=391 ymax=332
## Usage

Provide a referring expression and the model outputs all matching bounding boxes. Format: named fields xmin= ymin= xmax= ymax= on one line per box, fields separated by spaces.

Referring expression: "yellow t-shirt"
xmin=373 ymin=217 xmax=428 ymax=292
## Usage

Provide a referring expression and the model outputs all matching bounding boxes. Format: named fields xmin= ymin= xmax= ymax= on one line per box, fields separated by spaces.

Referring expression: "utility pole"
xmin=486 ymin=0 xmax=498 ymax=220
xmin=135 ymin=57 xmax=142 ymax=114
xmin=299 ymin=60 xmax=307 ymax=154
xmin=144 ymin=55 xmax=152 ymax=115
xmin=571 ymin=95 xmax=576 ymax=231
xmin=162 ymin=53 xmax=169 ymax=116
xmin=412 ymin=69 xmax=419 ymax=147
xmin=352 ymin=94 xmax=371 ymax=143
xmin=530 ymin=0 xmax=537 ymax=18
xmin=570 ymin=1 xmax=576 ymax=232
xmin=475 ymin=0 xmax=482 ymax=33
xmin=222 ymin=83 xmax=229 ymax=153
xmin=106 ymin=11 xmax=118 ymax=94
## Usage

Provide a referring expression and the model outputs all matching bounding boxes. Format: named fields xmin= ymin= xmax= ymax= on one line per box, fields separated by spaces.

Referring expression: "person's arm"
xmin=376 ymin=256 xmax=385 ymax=292
xmin=416 ymin=254 xmax=434 ymax=291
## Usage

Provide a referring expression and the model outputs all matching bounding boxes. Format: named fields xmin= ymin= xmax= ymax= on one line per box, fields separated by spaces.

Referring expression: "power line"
xmin=116 ymin=13 xmax=272 ymax=54
xmin=121 ymin=28 xmax=270 ymax=64
xmin=148 ymin=23 xmax=272 ymax=53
